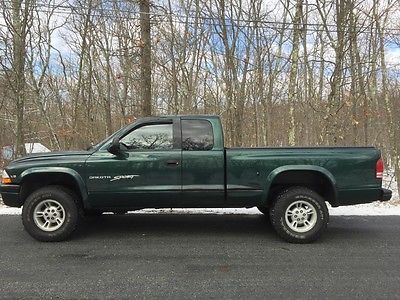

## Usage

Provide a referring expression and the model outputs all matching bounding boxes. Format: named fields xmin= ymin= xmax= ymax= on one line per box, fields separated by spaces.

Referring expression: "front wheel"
xmin=22 ymin=186 xmax=80 ymax=242
xmin=270 ymin=187 xmax=329 ymax=243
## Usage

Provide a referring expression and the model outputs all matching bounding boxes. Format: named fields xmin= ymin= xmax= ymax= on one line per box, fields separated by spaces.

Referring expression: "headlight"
xmin=1 ymin=170 xmax=12 ymax=184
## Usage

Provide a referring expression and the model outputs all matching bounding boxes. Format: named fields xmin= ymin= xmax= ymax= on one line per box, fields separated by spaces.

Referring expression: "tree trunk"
xmin=287 ymin=0 xmax=303 ymax=146
xmin=140 ymin=0 xmax=152 ymax=116
xmin=11 ymin=0 xmax=30 ymax=157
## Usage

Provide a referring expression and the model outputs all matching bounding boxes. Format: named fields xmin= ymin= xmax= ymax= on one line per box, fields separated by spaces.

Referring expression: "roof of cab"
xmin=133 ymin=115 xmax=220 ymax=124
xmin=158 ymin=114 xmax=220 ymax=119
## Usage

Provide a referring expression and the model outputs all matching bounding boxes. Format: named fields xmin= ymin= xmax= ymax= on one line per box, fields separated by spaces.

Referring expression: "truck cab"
xmin=85 ymin=115 xmax=228 ymax=209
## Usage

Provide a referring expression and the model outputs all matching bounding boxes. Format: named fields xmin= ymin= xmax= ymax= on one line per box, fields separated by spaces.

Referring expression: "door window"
xmin=181 ymin=120 xmax=214 ymax=151
xmin=120 ymin=123 xmax=173 ymax=150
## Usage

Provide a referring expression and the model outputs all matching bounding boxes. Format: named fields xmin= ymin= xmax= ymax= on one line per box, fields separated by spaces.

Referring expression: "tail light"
xmin=376 ymin=158 xmax=384 ymax=179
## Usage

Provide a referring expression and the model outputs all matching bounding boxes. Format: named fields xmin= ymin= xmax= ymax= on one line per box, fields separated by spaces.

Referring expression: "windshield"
xmin=90 ymin=124 xmax=131 ymax=151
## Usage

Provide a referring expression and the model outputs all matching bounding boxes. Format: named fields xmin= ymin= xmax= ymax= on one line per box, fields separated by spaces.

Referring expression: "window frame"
xmin=180 ymin=118 xmax=215 ymax=151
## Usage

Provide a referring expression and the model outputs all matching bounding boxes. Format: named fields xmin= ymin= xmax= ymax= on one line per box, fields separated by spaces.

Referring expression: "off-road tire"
xmin=270 ymin=186 xmax=329 ymax=243
xmin=22 ymin=186 xmax=80 ymax=242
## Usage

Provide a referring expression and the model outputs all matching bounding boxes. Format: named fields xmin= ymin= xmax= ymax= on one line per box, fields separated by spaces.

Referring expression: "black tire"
xmin=270 ymin=186 xmax=329 ymax=243
xmin=22 ymin=186 xmax=80 ymax=242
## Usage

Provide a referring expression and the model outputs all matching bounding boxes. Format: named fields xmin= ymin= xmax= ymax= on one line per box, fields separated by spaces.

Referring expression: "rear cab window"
xmin=181 ymin=119 xmax=214 ymax=151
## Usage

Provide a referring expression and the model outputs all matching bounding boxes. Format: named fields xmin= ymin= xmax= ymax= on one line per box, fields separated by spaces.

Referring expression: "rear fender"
xmin=261 ymin=165 xmax=337 ymax=206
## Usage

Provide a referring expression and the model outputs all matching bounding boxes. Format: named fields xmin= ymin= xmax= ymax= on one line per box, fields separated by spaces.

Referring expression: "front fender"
xmin=261 ymin=165 xmax=337 ymax=206
xmin=19 ymin=167 xmax=88 ymax=204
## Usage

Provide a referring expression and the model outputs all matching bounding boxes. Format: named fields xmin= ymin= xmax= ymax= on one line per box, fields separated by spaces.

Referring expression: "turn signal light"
xmin=2 ymin=178 xmax=11 ymax=184
xmin=1 ymin=170 xmax=12 ymax=184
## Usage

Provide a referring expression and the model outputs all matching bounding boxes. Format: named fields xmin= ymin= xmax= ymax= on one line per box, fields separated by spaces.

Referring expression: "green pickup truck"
xmin=0 ymin=115 xmax=392 ymax=243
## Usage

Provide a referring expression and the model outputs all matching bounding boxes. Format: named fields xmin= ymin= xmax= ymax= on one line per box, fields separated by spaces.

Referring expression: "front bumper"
xmin=380 ymin=188 xmax=392 ymax=202
xmin=0 ymin=184 xmax=22 ymax=207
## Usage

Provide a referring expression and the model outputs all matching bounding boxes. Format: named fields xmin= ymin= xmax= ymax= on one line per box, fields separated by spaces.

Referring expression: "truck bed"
xmin=225 ymin=146 xmax=382 ymax=206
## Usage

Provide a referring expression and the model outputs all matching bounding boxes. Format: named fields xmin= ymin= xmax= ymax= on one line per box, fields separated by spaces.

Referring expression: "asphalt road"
xmin=0 ymin=214 xmax=399 ymax=299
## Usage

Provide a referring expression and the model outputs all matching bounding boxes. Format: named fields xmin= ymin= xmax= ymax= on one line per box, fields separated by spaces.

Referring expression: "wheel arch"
xmin=19 ymin=167 xmax=89 ymax=208
xmin=262 ymin=165 xmax=337 ymax=207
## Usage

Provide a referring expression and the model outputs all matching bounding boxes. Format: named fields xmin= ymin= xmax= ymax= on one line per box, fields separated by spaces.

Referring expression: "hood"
xmin=10 ymin=150 xmax=92 ymax=164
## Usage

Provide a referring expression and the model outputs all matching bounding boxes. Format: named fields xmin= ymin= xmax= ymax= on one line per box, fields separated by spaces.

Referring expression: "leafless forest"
xmin=0 ymin=0 xmax=399 ymax=192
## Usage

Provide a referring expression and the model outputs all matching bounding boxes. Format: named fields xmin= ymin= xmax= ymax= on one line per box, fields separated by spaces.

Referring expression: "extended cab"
xmin=0 ymin=115 xmax=392 ymax=243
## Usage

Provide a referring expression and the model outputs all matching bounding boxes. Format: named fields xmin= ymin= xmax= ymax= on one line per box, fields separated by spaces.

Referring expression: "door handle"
xmin=166 ymin=160 xmax=179 ymax=166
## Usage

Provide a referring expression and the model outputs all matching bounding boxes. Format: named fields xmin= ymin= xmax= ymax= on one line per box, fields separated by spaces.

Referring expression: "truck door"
xmin=85 ymin=119 xmax=182 ymax=208
xmin=181 ymin=118 xmax=225 ymax=206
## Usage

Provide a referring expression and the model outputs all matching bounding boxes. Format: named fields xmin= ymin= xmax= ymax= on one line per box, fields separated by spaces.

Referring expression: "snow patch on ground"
xmin=0 ymin=207 xmax=21 ymax=215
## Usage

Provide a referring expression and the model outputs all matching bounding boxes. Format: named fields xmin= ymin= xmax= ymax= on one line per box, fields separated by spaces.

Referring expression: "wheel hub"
xmin=284 ymin=200 xmax=318 ymax=233
xmin=33 ymin=200 xmax=66 ymax=232
xmin=43 ymin=206 xmax=61 ymax=222
xmin=292 ymin=209 xmax=307 ymax=224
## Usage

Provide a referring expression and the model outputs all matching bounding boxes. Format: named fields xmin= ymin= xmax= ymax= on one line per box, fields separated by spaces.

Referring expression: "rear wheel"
xmin=270 ymin=186 xmax=328 ymax=243
xmin=22 ymin=186 xmax=80 ymax=242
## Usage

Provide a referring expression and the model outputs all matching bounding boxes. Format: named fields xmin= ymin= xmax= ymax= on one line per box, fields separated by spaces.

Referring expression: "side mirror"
xmin=108 ymin=137 xmax=121 ymax=155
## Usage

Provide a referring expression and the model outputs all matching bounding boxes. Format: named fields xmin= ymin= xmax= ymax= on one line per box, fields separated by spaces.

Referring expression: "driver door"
xmin=85 ymin=119 xmax=182 ymax=209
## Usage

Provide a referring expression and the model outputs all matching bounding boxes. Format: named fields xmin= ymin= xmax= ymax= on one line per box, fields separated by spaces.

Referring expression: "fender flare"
xmin=19 ymin=167 xmax=89 ymax=207
xmin=261 ymin=165 xmax=337 ymax=206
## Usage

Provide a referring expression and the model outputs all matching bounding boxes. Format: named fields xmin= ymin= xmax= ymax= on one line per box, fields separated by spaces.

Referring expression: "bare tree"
xmin=139 ymin=0 xmax=152 ymax=116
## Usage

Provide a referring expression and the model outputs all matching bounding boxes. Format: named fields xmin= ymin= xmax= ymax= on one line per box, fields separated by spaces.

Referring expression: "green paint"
xmin=1 ymin=115 xmax=388 ymax=209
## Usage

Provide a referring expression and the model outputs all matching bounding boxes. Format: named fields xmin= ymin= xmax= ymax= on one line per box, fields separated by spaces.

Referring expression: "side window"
xmin=120 ymin=123 xmax=173 ymax=150
xmin=182 ymin=120 xmax=214 ymax=151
